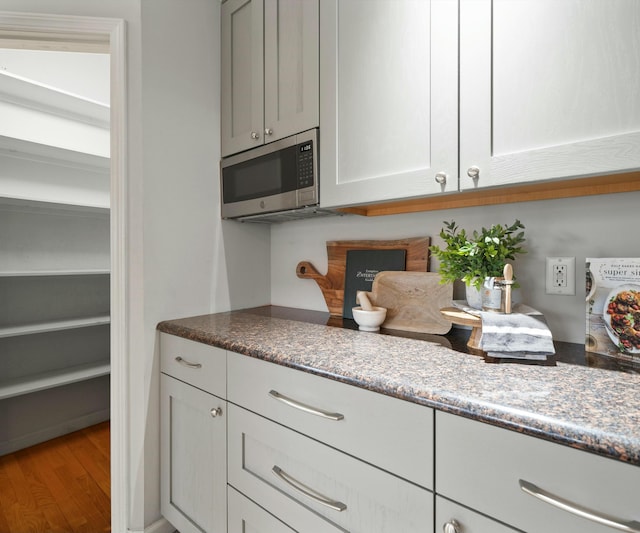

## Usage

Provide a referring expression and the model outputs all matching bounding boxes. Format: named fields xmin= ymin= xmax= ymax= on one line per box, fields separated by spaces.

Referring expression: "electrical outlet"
xmin=546 ymin=257 xmax=576 ymax=295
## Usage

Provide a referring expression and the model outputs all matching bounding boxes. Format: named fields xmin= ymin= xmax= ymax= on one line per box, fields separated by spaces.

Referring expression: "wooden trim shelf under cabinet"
xmin=339 ymin=170 xmax=640 ymax=217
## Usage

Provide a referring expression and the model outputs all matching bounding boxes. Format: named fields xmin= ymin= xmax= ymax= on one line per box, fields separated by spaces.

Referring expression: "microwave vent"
xmin=233 ymin=206 xmax=347 ymax=224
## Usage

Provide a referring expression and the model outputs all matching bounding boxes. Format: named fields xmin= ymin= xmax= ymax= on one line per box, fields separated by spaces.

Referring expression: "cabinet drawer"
xmin=436 ymin=411 xmax=640 ymax=533
xmin=436 ymin=496 xmax=518 ymax=533
xmin=160 ymin=333 xmax=226 ymax=396
xmin=227 ymin=351 xmax=433 ymax=489
xmin=228 ymin=404 xmax=433 ymax=533
xmin=228 ymin=486 xmax=321 ymax=533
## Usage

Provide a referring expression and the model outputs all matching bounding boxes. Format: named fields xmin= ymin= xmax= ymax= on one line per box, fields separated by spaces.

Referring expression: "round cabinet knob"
xmin=210 ymin=407 xmax=223 ymax=418
xmin=443 ymin=520 xmax=461 ymax=533
xmin=250 ymin=131 xmax=260 ymax=140
xmin=435 ymin=172 xmax=447 ymax=184
xmin=265 ymin=128 xmax=273 ymax=136
xmin=467 ymin=166 xmax=480 ymax=179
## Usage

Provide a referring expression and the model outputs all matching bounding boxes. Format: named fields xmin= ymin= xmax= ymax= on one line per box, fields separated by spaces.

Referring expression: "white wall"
xmin=271 ymin=189 xmax=640 ymax=344
xmin=138 ymin=2 xmax=269 ymax=526
xmin=0 ymin=1 xmax=271 ymax=532
xmin=0 ymin=207 xmax=109 ymax=270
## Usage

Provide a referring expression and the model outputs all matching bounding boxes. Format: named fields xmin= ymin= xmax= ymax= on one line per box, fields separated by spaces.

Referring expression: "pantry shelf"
xmin=0 ymin=360 xmax=110 ymax=401
xmin=0 ymin=315 xmax=110 ymax=339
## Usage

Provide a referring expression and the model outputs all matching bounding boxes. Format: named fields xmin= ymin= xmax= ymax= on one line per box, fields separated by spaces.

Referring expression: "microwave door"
xmin=221 ymin=143 xmax=299 ymax=219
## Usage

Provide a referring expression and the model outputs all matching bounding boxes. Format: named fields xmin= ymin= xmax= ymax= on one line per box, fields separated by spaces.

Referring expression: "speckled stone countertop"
xmin=157 ymin=306 xmax=640 ymax=467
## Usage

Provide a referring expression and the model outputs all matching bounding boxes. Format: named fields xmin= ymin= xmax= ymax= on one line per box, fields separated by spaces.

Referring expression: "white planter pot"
xmin=466 ymin=277 xmax=521 ymax=312
xmin=465 ymin=284 xmax=483 ymax=309
xmin=481 ymin=277 xmax=504 ymax=312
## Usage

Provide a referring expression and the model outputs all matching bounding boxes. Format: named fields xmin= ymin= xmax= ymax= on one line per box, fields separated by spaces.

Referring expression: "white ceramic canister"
xmin=482 ymin=276 xmax=504 ymax=312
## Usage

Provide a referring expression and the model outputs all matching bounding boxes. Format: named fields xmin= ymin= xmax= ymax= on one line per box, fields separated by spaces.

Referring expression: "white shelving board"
xmin=0 ymin=53 xmax=112 ymax=454
xmin=0 ymin=360 xmax=110 ymax=400
xmin=0 ymin=269 xmax=110 ymax=277
xmin=0 ymin=315 xmax=110 ymax=339
xmin=0 ymin=69 xmax=109 ymax=127
xmin=0 ymin=195 xmax=110 ymax=214
xmin=0 ymin=135 xmax=110 ymax=211
xmin=0 ymin=70 xmax=110 ymax=158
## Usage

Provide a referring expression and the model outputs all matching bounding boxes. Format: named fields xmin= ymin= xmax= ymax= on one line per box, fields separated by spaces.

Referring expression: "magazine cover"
xmin=586 ymin=258 xmax=640 ymax=360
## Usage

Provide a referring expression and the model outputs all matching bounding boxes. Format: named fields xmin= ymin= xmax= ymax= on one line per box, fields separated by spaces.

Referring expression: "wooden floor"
xmin=0 ymin=422 xmax=110 ymax=533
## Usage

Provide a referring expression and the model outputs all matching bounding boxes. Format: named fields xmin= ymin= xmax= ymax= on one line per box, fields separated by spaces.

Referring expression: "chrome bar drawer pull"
xmin=268 ymin=390 xmax=344 ymax=421
xmin=519 ymin=480 xmax=640 ymax=533
xmin=175 ymin=356 xmax=202 ymax=369
xmin=272 ymin=465 xmax=347 ymax=512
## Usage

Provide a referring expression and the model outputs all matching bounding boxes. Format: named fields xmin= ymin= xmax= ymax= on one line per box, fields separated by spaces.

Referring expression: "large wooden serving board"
xmin=366 ymin=272 xmax=452 ymax=334
xmin=296 ymin=237 xmax=430 ymax=317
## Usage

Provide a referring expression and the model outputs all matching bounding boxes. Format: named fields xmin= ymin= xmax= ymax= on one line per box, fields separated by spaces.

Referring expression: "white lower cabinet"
xmin=435 ymin=411 xmax=640 ymax=533
xmin=227 ymin=350 xmax=433 ymax=490
xmin=228 ymin=403 xmax=432 ymax=532
xmin=159 ymin=336 xmax=639 ymax=533
xmin=226 ymin=350 xmax=434 ymax=532
xmin=160 ymin=334 xmax=227 ymax=533
xmin=228 ymin=485 xmax=306 ymax=533
xmin=436 ymin=497 xmax=518 ymax=533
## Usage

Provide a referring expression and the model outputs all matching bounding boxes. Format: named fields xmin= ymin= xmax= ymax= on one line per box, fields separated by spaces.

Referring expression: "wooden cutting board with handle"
xmin=365 ymin=271 xmax=453 ymax=334
xmin=296 ymin=237 xmax=430 ymax=317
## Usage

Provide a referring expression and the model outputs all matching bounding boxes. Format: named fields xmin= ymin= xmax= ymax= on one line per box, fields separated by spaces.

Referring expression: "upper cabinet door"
xmin=319 ymin=0 xmax=459 ymax=209
xmin=264 ymin=0 xmax=319 ymax=143
xmin=221 ymin=0 xmax=264 ymax=156
xmin=221 ymin=0 xmax=318 ymax=157
xmin=460 ymin=0 xmax=640 ymax=190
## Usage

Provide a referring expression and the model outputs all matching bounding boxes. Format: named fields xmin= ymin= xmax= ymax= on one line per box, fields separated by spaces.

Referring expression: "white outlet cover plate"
xmin=546 ymin=257 xmax=576 ymax=295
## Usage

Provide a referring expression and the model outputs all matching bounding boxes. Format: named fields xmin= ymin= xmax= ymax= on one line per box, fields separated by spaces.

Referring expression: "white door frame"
xmin=0 ymin=12 xmax=128 ymax=533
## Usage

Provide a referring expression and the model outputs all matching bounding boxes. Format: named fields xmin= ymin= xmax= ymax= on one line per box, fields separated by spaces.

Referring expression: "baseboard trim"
xmin=127 ymin=517 xmax=175 ymax=533
xmin=0 ymin=409 xmax=110 ymax=456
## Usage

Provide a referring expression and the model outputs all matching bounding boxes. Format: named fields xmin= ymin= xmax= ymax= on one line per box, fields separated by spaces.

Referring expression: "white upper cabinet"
xmin=460 ymin=0 xmax=640 ymax=190
xmin=221 ymin=0 xmax=319 ymax=157
xmin=221 ymin=0 xmax=263 ymax=157
xmin=264 ymin=0 xmax=319 ymax=142
xmin=319 ymin=0 xmax=459 ymax=208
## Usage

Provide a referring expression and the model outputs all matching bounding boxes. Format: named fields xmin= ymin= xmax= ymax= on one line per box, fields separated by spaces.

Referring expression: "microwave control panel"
xmin=297 ymin=141 xmax=314 ymax=188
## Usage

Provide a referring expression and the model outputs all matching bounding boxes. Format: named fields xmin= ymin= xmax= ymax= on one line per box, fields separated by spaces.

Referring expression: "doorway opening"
xmin=0 ymin=13 xmax=127 ymax=533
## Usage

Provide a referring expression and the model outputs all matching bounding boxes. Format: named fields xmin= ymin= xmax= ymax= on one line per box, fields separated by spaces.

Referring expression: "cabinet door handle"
xmin=442 ymin=520 xmax=461 ymax=533
xmin=272 ymin=465 xmax=347 ymax=512
xmin=175 ymin=356 xmax=202 ymax=369
xmin=519 ymin=479 xmax=640 ymax=532
xmin=268 ymin=390 xmax=344 ymax=421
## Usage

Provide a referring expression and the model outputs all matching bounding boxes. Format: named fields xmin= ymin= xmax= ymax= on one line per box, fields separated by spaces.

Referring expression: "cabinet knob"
xmin=467 ymin=166 xmax=480 ymax=179
xmin=210 ymin=407 xmax=223 ymax=418
xmin=250 ymin=131 xmax=260 ymax=140
xmin=435 ymin=172 xmax=447 ymax=184
xmin=443 ymin=520 xmax=461 ymax=533
xmin=265 ymin=128 xmax=273 ymax=136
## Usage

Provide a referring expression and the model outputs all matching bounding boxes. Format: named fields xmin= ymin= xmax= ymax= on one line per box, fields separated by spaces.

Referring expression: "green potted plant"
xmin=430 ymin=220 xmax=526 ymax=307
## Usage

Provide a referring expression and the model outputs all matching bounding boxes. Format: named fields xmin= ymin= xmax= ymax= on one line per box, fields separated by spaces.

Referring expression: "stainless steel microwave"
xmin=220 ymin=128 xmax=322 ymax=221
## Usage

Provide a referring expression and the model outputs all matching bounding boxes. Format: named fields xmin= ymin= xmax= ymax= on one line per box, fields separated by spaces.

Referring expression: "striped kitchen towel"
xmin=477 ymin=305 xmax=555 ymax=360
